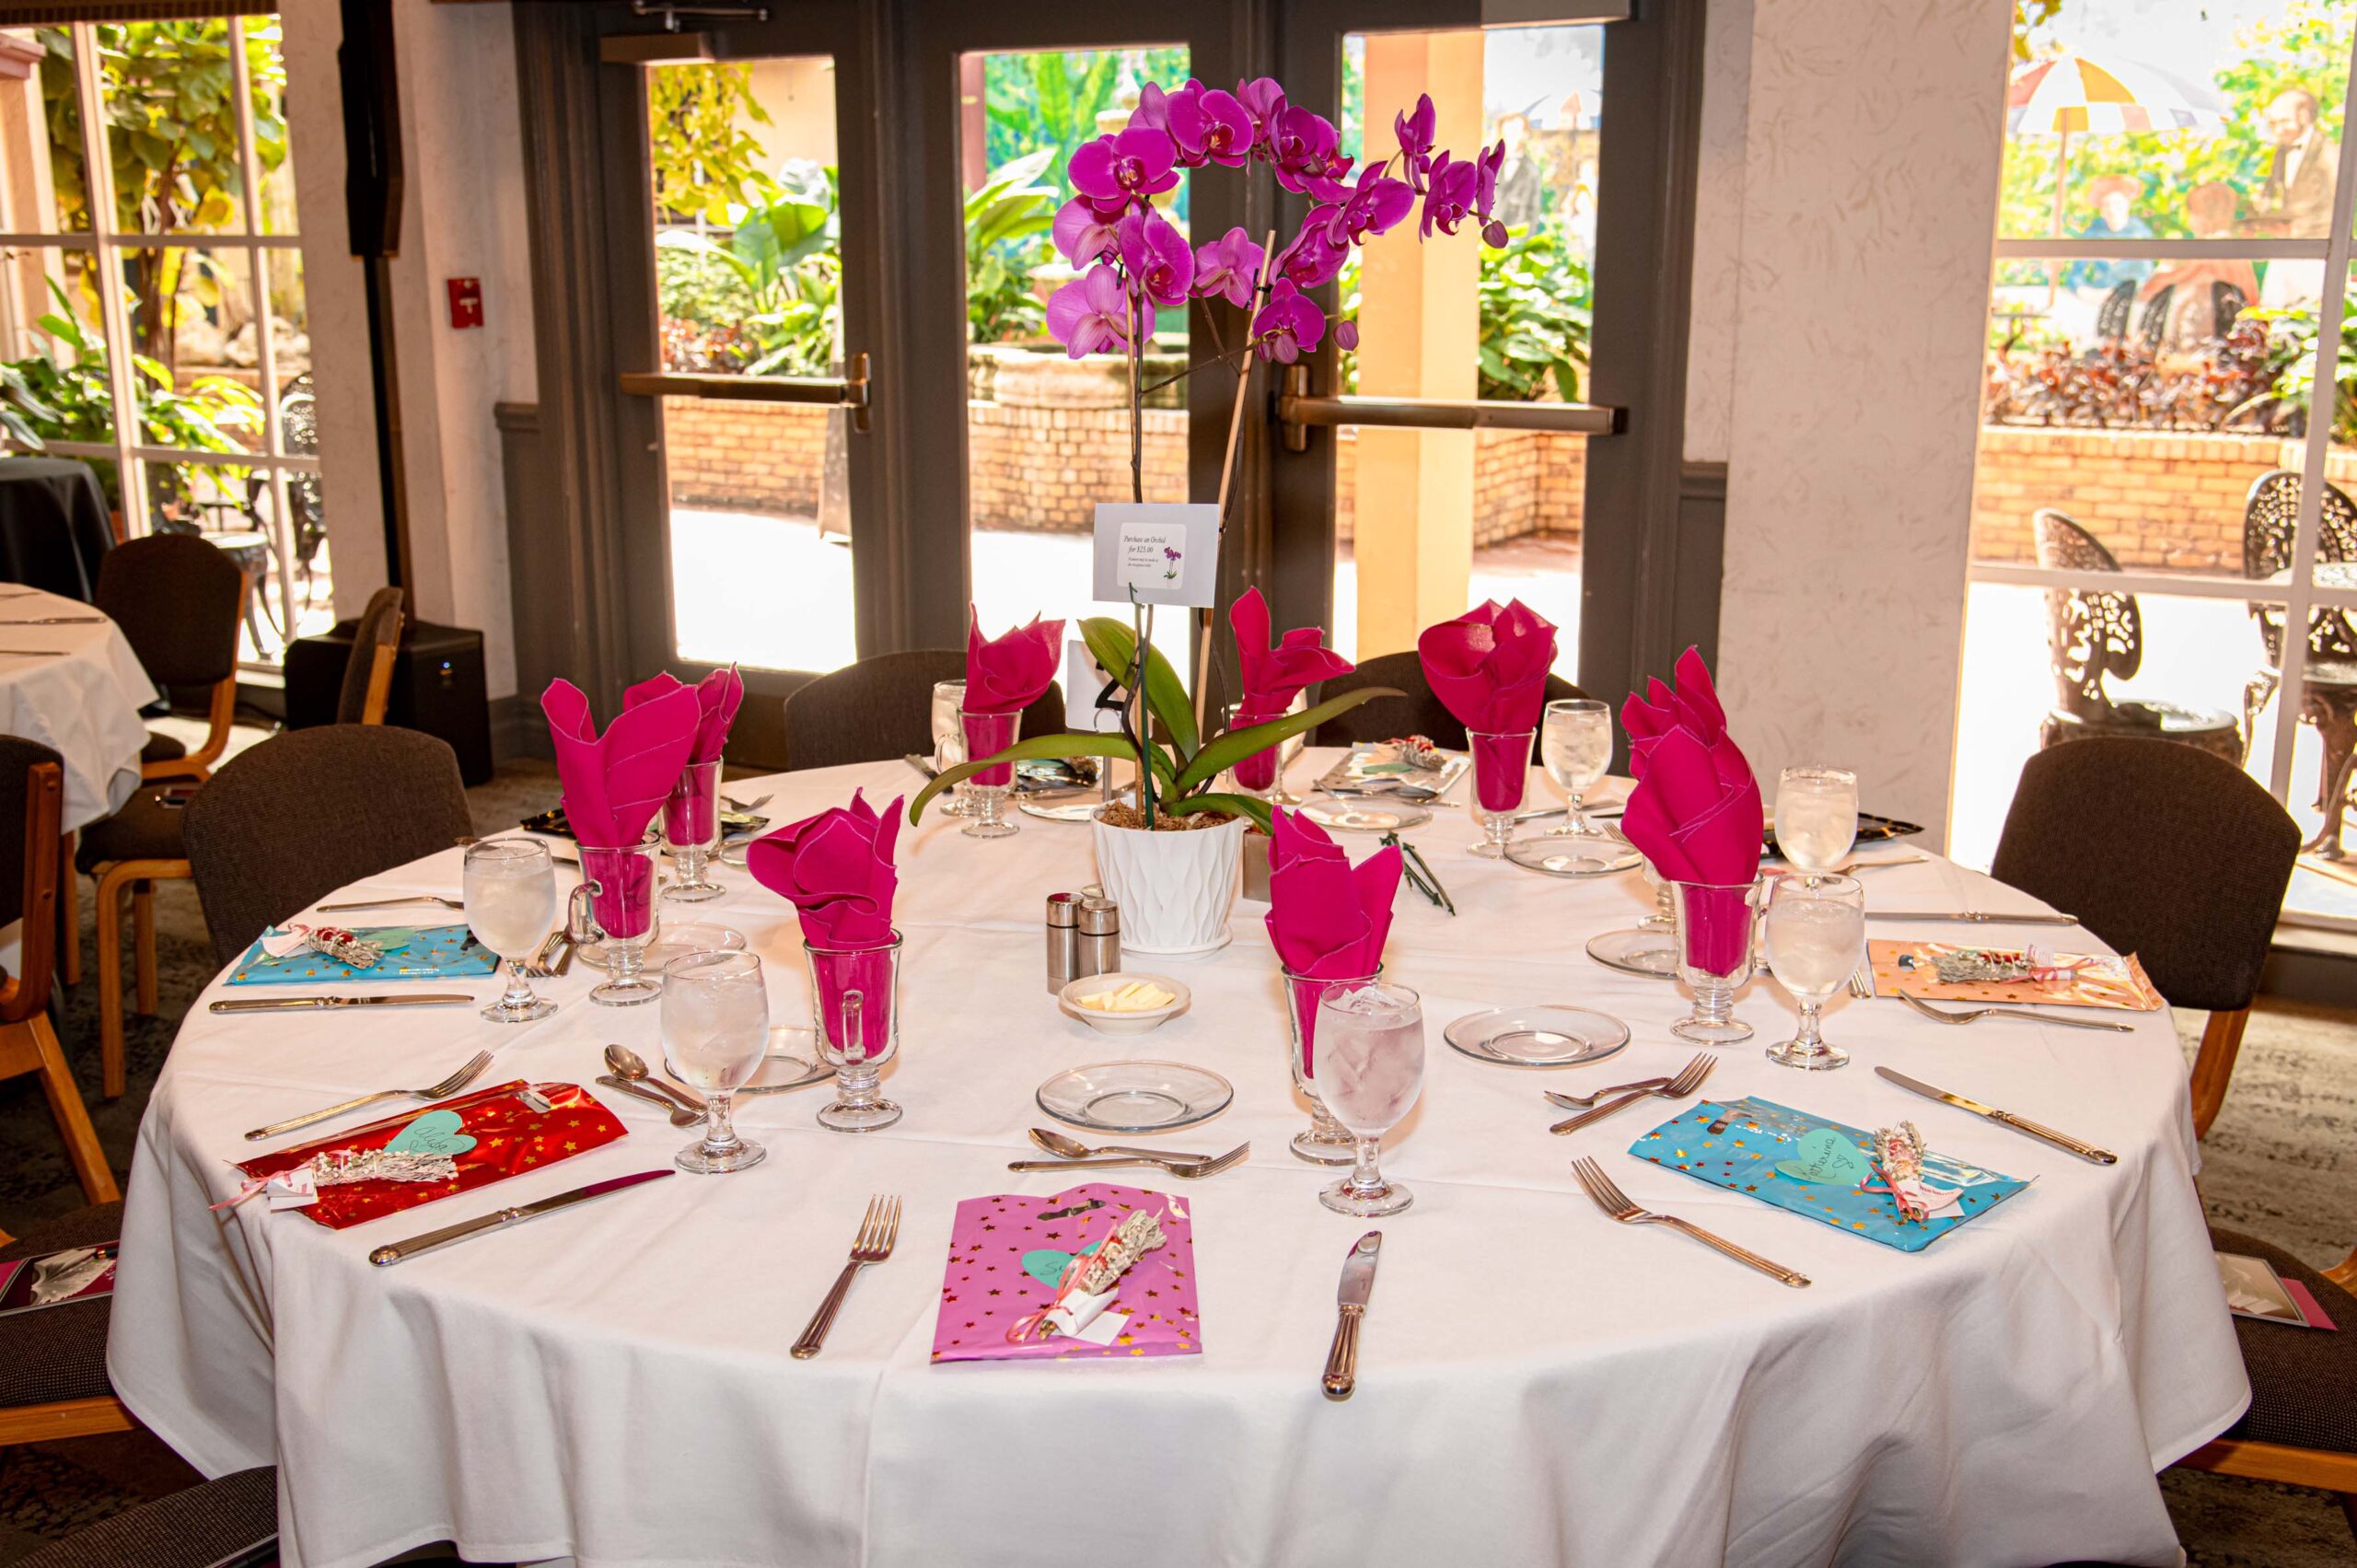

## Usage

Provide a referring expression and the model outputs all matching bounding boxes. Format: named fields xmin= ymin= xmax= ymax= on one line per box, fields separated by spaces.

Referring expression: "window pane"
xmin=2001 ymin=5 xmax=2350 ymax=243
xmin=1973 ymin=253 xmax=2313 ymax=583
xmin=119 ymin=244 xmax=263 ymax=450
xmin=261 ymin=247 xmax=307 ymax=446
xmin=100 ymin=19 xmax=252 ymax=235
xmin=2 ymin=28 xmax=87 ymax=233
xmin=244 ymin=17 xmax=296 ymax=235
xmin=0 ymin=243 xmax=112 ymax=442
xmin=959 ymin=46 xmax=1193 ymax=673
xmin=1331 ymin=25 xmax=1595 ymax=677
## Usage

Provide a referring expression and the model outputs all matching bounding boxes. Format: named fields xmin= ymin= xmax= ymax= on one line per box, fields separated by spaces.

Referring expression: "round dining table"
xmin=0 ymin=585 xmax=156 ymax=832
xmin=110 ymin=751 xmax=2247 ymax=1568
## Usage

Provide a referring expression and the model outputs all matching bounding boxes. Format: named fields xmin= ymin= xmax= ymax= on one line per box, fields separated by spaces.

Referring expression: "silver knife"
xmin=368 ymin=1168 xmax=676 ymax=1266
xmin=904 ymin=752 xmax=940 ymax=781
xmin=1323 ymin=1230 xmax=1382 ymax=1400
xmin=1875 ymin=1065 xmax=2118 ymax=1165
xmin=209 ymin=993 xmax=477 ymax=1014
xmin=317 ymin=895 xmax=465 ymax=912
xmin=1864 ymin=911 xmax=2079 ymax=925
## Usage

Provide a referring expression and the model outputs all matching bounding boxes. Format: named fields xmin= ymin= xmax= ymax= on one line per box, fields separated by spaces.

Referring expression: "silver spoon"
xmin=597 ymin=1074 xmax=701 ymax=1126
xmin=602 ymin=1043 xmax=709 ymax=1113
xmin=1028 ymin=1127 xmax=1214 ymax=1162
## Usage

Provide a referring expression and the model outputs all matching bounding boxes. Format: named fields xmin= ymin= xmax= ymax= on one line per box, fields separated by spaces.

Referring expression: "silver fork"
xmin=524 ymin=931 xmax=565 ymax=979
xmin=1550 ymin=1053 xmax=1715 ymax=1134
xmin=243 ymin=1050 xmax=495 ymax=1141
xmin=1004 ymin=1143 xmax=1250 ymax=1179
xmin=1897 ymin=992 xmax=2133 ymax=1034
xmin=792 ymin=1194 xmax=901 ymax=1360
xmin=316 ymin=893 xmax=466 ymax=912
xmin=1545 ymin=1076 xmax=1670 ymax=1110
xmin=1571 ymin=1156 xmax=1810 ymax=1287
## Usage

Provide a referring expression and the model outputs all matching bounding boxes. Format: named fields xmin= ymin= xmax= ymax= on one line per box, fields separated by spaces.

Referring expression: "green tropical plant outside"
xmin=1478 ymin=226 xmax=1592 ymax=402
xmin=908 ymin=615 xmax=1395 ymax=831
xmin=965 ymin=148 xmax=1059 ymax=344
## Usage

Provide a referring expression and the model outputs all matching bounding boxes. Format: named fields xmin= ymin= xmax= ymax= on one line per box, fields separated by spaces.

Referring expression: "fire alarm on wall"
xmin=447 ymin=277 xmax=483 ymax=330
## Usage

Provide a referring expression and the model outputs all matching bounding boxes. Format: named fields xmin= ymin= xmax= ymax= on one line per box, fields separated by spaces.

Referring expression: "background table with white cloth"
xmin=109 ymin=751 xmax=2247 ymax=1568
xmin=0 ymin=586 xmax=157 ymax=831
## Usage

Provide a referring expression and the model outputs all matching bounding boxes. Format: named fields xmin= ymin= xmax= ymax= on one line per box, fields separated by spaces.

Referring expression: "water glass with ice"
xmin=1775 ymin=765 xmax=1859 ymax=877
xmin=662 ymin=950 xmax=771 ymax=1172
xmin=1763 ymin=873 xmax=1865 ymax=1071
xmin=463 ymin=839 xmax=557 ymax=1024
xmin=1312 ymin=981 xmax=1424 ymax=1217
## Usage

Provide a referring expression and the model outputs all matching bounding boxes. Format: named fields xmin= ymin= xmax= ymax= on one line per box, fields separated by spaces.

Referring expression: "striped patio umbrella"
xmin=2007 ymin=52 xmax=2227 ymax=249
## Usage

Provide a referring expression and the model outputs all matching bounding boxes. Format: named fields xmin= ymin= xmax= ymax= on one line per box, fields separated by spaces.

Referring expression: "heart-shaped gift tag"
xmin=387 ymin=1109 xmax=476 ymax=1158
xmin=1775 ymin=1126 xmax=1872 ymax=1186
xmin=1020 ymin=1239 xmax=1103 ymax=1289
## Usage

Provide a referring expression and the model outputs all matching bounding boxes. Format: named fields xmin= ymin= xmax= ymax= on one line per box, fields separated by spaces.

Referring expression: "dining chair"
xmin=336 ymin=585 xmax=405 ymax=725
xmin=2173 ymin=1221 xmax=2357 ymax=1541
xmin=1989 ymin=738 xmax=2298 ymax=1138
xmin=1310 ymin=648 xmax=1586 ymax=759
xmin=9 ymin=1465 xmax=277 ymax=1566
xmin=2241 ymin=470 xmax=2357 ymax=856
xmin=782 ymin=649 xmax=1064 ymax=772
xmin=0 ymin=740 xmax=114 ymax=1202
xmin=183 ymin=725 xmax=473 ymax=970
xmin=90 ymin=531 xmax=247 ymax=784
xmin=0 ymin=1200 xmax=133 ymax=1451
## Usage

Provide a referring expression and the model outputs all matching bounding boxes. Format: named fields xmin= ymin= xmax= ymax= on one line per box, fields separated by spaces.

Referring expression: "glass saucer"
xmin=736 ymin=1028 xmax=836 ymax=1096
xmin=1036 ymin=1061 xmax=1235 ymax=1132
xmin=1444 ymin=1004 xmax=1630 ymax=1067
xmin=1019 ymin=797 xmax=1103 ymax=822
xmin=1504 ymin=833 xmax=1643 ymax=877
xmin=576 ymin=923 xmax=747 ymax=973
xmin=1585 ymin=927 xmax=1678 ymax=979
xmin=1301 ymin=797 xmax=1432 ymax=833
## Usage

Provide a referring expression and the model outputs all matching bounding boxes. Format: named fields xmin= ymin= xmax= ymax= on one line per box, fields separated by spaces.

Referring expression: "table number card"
xmin=1064 ymin=640 xmax=1128 ymax=734
xmin=1093 ymin=502 xmax=1218 ymax=609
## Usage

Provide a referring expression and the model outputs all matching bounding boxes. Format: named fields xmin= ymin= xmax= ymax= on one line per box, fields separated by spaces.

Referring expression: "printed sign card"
xmin=1093 ymin=502 xmax=1218 ymax=609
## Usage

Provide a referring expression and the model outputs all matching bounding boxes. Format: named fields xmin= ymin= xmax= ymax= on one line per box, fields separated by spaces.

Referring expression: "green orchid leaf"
xmin=1172 ymin=687 xmax=1399 ymax=794
xmin=907 ymin=733 xmax=1138 ymax=822
xmin=1078 ymin=615 xmax=1197 ymax=759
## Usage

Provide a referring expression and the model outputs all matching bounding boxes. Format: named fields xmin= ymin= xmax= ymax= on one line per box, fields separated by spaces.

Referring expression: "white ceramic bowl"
xmin=1057 ymin=971 xmax=1190 ymax=1036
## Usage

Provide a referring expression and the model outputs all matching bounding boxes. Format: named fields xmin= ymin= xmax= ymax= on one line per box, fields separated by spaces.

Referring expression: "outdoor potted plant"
xmin=912 ymin=77 xmax=1507 ymax=948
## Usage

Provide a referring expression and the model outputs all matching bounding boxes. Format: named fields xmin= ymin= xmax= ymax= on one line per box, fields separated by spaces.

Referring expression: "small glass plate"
xmin=1585 ymin=926 xmax=1678 ymax=979
xmin=1020 ymin=797 xmax=1103 ymax=822
xmin=1444 ymin=1005 xmax=1630 ymax=1067
xmin=575 ymin=923 xmax=749 ymax=973
xmin=736 ymin=1028 xmax=836 ymax=1096
xmin=1036 ymin=1060 xmax=1235 ymax=1132
xmin=1504 ymin=833 xmax=1643 ymax=877
xmin=1302 ymin=797 xmax=1432 ymax=833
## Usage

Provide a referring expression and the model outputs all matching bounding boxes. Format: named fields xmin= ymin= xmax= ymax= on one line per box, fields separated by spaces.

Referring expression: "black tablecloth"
xmin=0 ymin=457 xmax=112 ymax=601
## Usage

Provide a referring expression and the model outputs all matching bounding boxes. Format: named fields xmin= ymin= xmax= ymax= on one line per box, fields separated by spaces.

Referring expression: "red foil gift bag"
xmin=233 ymin=1081 xmax=628 ymax=1230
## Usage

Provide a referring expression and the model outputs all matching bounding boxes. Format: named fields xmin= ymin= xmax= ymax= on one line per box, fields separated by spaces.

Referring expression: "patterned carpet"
xmin=0 ymin=758 xmax=2350 ymax=1564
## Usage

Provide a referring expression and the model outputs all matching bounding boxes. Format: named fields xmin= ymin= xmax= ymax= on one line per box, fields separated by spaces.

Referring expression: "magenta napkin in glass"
xmin=624 ymin=665 xmax=743 ymax=763
xmin=1265 ymin=807 xmax=1400 ymax=978
xmin=1231 ymin=586 xmax=1352 ymax=714
xmin=749 ymin=790 xmax=901 ymax=1052
xmin=964 ymin=608 xmax=1064 ymax=714
xmin=1415 ymin=598 xmax=1558 ymax=736
xmin=1617 ymin=649 xmax=1762 ymax=971
xmin=931 ymin=1182 xmax=1202 ymax=1365
xmin=540 ymin=678 xmax=701 ymax=848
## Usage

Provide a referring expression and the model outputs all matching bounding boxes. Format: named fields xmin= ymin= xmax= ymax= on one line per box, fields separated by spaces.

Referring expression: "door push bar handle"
xmin=619 ymin=351 xmax=871 ymax=433
xmin=1276 ymin=364 xmax=1621 ymax=450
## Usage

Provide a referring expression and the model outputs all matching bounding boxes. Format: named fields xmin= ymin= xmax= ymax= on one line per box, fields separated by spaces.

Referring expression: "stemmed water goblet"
xmin=662 ymin=950 xmax=771 ymax=1172
xmin=1539 ymin=698 xmax=1614 ymax=837
xmin=1762 ymin=873 xmax=1865 ymax=1071
xmin=1775 ymin=765 xmax=1859 ymax=878
xmin=1313 ymin=981 xmax=1424 ymax=1217
xmin=463 ymin=839 xmax=558 ymax=1023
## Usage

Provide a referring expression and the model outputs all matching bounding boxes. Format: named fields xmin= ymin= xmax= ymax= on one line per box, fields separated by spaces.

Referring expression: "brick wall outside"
xmin=663 ymin=394 xmax=1587 ymax=551
xmin=1970 ymin=425 xmax=2357 ymax=571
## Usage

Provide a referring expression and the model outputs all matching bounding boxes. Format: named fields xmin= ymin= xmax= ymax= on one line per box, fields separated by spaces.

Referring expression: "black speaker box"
xmin=284 ymin=620 xmax=493 ymax=785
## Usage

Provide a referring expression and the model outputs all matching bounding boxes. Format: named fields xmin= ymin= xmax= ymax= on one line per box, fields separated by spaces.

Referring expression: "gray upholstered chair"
xmin=1309 ymin=648 xmax=1585 ymax=760
xmin=1989 ymin=737 xmax=2298 ymax=1138
xmin=0 ymin=738 xmax=111 ymax=1202
xmin=0 ymin=1200 xmax=131 ymax=1449
xmin=783 ymin=649 xmax=1064 ymax=772
xmin=337 ymin=584 xmax=405 ymax=725
xmin=11 ymin=1464 xmax=276 ymax=1566
xmin=182 ymin=725 xmax=473 ymax=970
xmin=91 ymin=532 xmax=247 ymax=784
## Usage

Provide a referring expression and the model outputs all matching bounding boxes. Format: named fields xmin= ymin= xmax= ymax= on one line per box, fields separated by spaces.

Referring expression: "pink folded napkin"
xmin=1617 ymin=650 xmax=1762 ymax=970
xmin=748 ymin=789 xmax=902 ymax=950
xmin=540 ymin=678 xmax=702 ymax=848
xmin=965 ymin=609 xmax=1064 ymax=714
xmin=1231 ymin=587 xmax=1352 ymax=714
xmin=625 ymin=665 xmax=743 ymax=763
xmin=1265 ymin=807 xmax=1400 ymax=979
xmin=1416 ymin=599 xmax=1557 ymax=736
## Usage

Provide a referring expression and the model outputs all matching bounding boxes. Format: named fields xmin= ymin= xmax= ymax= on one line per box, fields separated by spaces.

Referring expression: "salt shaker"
xmin=1076 ymin=895 xmax=1120 ymax=979
xmin=1046 ymin=892 xmax=1082 ymax=993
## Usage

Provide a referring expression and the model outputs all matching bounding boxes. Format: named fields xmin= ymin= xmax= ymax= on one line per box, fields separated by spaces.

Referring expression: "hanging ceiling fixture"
xmin=630 ymin=1 xmax=770 ymax=30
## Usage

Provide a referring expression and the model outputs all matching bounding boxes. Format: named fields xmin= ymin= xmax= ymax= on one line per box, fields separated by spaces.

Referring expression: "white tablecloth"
xmin=110 ymin=753 xmax=2247 ymax=1568
xmin=0 ymin=587 xmax=156 ymax=831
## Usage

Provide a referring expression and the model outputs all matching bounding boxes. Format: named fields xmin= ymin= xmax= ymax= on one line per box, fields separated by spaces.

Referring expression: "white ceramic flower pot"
xmin=1090 ymin=808 xmax=1246 ymax=956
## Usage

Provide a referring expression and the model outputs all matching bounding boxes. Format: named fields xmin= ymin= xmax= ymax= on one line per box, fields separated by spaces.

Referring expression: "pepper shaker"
xmin=1076 ymin=894 xmax=1120 ymax=979
xmin=1046 ymin=892 xmax=1082 ymax=993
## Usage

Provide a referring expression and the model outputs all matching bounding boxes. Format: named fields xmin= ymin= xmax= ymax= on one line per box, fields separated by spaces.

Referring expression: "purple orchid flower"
xmin=1236 ymin=76 xmax=1287 ymax=156
xmin=1274 ymin=213 xmax=1352 ymax=291
xmin=1333 ymin=319 xmax=1360 ymax=352
xmin=1338 ymin=167 xmax=1415 ymax=242
xmin=1420 ymin=149 xmax=1477 ymax=238
xmin=1192 ymin=226 xmax=1265 ymax=308
xmin=1475 ymin=139 xmax=1509 ymax=247
xmin=1069 ymin=126 xmax=1181 ymax=215
xmin=1394 ymin=94 xmax=1436 ymax=191
xmin=1270 ymin=105 xmax=1346 ymax=194
xmin=1169 ymin=85 xmax=1254 ymax=168
xmin=1051 ymin=197 xmax=1119 ymax=267
xmin=1045 ymin=262 xmax=1133 ymax=358
xmin=1132 ymin=80 xmax=1172 ymax=132
xmin=1251 ymin=280 xmax=1326 ymax=364
xmin=1164 ymin=546 xmax=1182 ymax=561
xmin=1118 ymin=209 xmax=1195 ymax=308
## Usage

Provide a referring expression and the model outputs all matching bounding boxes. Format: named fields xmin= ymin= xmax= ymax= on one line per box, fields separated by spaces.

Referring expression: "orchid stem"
xmin=1138 ymin=342 xmax=1256 ymax=400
